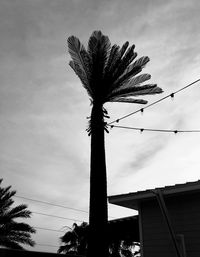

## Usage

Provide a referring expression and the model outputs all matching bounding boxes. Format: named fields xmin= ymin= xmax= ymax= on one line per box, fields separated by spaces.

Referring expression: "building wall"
xmin=140 ymin=192 xmax=200 ymax=257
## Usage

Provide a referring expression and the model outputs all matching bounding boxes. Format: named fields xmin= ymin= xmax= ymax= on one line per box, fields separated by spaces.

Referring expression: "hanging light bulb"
xmin=170 ymin=93 xmax=174 ymax=100
xmin=140 ymin=108 xmax=144 ymax=115
xmin=140 ymin=128 xmax=144 ymax=134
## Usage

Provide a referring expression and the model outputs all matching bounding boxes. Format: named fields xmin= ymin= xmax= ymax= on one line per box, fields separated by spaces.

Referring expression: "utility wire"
xmin=32 ymin=211 xmax=85 ymax=223
xmin=14 ymin=195 xmax=88 ymax=214
xmin=109 ymin=125 xmax=200 ymax=134
xmin=108 ymin=78 xmax=200 ymax=125
xmin=36 ymin=243 xmax=59 ymax=248
xmin=34 ymin=226 xmax=65 ymax=233
xmin=15 ymin=195 xmax=116 ymax=219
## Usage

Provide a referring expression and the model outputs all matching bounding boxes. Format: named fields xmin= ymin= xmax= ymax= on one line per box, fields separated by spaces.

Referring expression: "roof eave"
xmin=108 ymin=182 xmax=200 ymax=210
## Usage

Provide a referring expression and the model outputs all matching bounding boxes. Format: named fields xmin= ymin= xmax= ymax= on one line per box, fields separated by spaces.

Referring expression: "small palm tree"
xmin=67 ymin=30 xmax=163 ymax=257
xmin=58 ymin=222 xmax=88 ymax=255
xmin=58 ymin=222 xmax=139 ymax=257
xmin=0 ymin=179 xmax=36 ymax=249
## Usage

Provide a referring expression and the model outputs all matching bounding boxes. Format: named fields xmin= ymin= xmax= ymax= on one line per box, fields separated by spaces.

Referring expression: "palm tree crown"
xmin=0 ymin=179 xmax=36 ymax=250
xmin=68 ymin=30 xmax=163 ymax=109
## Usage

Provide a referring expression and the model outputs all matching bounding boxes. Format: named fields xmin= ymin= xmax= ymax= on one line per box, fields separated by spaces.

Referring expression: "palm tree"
xmin=0 ymin=179 xmax=36 ymax=249
xmin=58 ymin=222 xmax=139 ymax=257
xmin=67 ymin=30 xmax=163 ymax=257
xmin=58 ymin=222 xmax=88 ymax=255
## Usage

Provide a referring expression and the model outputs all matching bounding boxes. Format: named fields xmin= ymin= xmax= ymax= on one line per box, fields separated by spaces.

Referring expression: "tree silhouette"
xmin=58 ymin=222 xmax=140 ymax=257
xmin=0 ymin=179 xmax=35 ymax=249
xmin=67 ymin=30 xmax=163 ymax=257
xmin=58 ymin=222 xmax=88 ymax=255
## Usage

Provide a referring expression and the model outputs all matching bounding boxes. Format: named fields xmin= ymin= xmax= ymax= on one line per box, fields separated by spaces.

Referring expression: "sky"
xmin=1 ymin=0 xmax=200 ymax=253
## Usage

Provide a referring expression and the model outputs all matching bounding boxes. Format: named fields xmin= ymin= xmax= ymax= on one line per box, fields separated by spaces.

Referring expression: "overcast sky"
xmin=1 ymin=0 xmax=200 ymax=253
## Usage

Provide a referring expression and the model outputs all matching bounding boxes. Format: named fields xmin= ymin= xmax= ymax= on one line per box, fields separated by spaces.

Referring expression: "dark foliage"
xmin=67 ymin=30 xmax=163 ymax=108
xmin=58 ymin=222 xmax=140 ymax=256
xmin=0 ymin=179 xmax=36 ymax=249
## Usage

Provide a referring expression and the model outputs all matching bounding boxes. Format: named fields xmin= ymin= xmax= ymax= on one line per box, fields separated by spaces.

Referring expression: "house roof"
xmin=108 ymin=180 xmax=200 ymax=210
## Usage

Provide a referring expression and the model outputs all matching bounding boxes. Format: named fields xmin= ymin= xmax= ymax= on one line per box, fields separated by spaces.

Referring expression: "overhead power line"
xmin=109 ymin=125 xmax=200 ymax=134
xmin=108 ymin=78 xmax=200 ymax=125
xmin=36 ymin=243 xmax=59 ymax=248
xmin=14 ymin=195 xmax=88 ymax=214
xmin=15 ymin=195 xmax=116 ymax=219
xmin=32 ymin=211 xmax=85 ymax=223
xmin=34 ymin=226 xmax=64 ymax=233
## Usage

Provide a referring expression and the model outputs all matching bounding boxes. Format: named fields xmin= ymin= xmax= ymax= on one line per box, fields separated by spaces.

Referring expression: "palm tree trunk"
xmin=87 ymin=104 xmax=109 ymax=257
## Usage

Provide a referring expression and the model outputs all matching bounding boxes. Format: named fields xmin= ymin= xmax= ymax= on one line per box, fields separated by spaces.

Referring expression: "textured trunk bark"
xmin=87 ymin=104 xmax=109 ymax=257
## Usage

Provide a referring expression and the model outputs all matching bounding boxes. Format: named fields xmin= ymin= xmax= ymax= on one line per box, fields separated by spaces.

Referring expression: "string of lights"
xmin=109 ymin=125 xmax=200 ymax=134
xmin=108 ymin=78 xmax=200 ymax=125
xmin=14 ymin=195 xmax=88 ymax=214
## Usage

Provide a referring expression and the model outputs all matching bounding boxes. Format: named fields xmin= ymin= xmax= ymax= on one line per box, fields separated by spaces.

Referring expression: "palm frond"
xmin=108 ymin=66 xmax=142 ymax=95
xmin=69 ymin=61 xmax=93 ymax=98
xmin=58 ymin=245 xmax=74 ymax=254
xmin=68 ymin=36 xmax=89 ymax=74
xmin=108 ymin=97 xmax=148 ymax=104
xmin=103 ymin=45 xmax=121 ymax=95
xmin=0 ymin=222 xmax=36 ymax=234
xmin=125 ymin=56 xmax=150 ymax=74
xmin=0 ymin=199 xmax=14 ymax=213
xmin=104 ymin=45 xmax=120 ymax=75
xmin=58 ymin=245 xmax=66 ymax=254
xmin=88 ymin=31 xmax=111 ymax=86
xmin=87 ymin=31 xmax=99 ymax=56
xmin=106 ymin=42 xmax=130 ymax=78
xmin=67 ymin=36 xmax=92 ymax=94
xmin=108 ymin=57 xmax=150 ymax=96
xmin=108 ymin=73 xmax=151 ymax=98
xmin=7 ymin=231 xmax=35 ymax=245
xmin=0 ymin=186 xmax=12 ymax=197
xmin=104 ymin=44 xmax=138 ymax=95
xmin=60 ymin=230 xmax=77 ymax=243
xmin=0 ymin=188 xmax=16 ymax=206
xmin=6 ymin=205 xmax=31 ymax=220
xmin=58 ymin=242 xmax=78 ymax=254
xmin=87 ymin=31 xmax=110 ymax=56
xmin=0 ymin=228 xmax=35 ymax=248
xmin=127 ymin=73 xmax=151 ymax=87
xmin=113 ymin=44 xmax=137 ymax=79
xmin=119 ymin=41 xmax=129 ymax=59
xmin=118 ymin=85 xmax=163 ymax=97
xmin=0 ymin=238 xmax=24 ymax=250
xmin=108 ymin=84 xmax=163 ymax=100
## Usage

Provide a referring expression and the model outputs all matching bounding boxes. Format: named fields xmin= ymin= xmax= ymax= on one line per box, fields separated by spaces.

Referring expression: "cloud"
xmin=129 ymin=136 xmax=167 ymax=172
